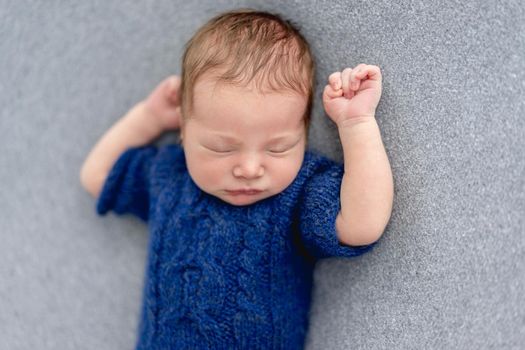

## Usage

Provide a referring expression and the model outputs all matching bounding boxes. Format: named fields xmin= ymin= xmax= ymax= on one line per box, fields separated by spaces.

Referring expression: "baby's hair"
xmin=180 ymin=8 xmax=315 ymax=131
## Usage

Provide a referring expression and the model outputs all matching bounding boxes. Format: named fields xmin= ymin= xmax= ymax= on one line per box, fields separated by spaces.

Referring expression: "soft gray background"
xmin=1 ymin=1 xmax=524 ymax=349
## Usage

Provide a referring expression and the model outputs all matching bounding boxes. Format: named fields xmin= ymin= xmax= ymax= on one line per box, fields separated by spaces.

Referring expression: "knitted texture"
xmin=96 ymin=143 xmax=377 ymax=349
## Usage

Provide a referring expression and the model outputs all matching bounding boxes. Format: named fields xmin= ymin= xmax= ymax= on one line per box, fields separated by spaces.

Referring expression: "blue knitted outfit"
xmin=96 ymin=143 xmax=377 ymax=349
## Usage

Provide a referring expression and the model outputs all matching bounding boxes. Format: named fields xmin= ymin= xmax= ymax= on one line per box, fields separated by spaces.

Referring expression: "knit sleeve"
xmin=299 ymin=160 xmax=378 ymax=260
xmin=96 ymin=145 xmax=159 ymax=223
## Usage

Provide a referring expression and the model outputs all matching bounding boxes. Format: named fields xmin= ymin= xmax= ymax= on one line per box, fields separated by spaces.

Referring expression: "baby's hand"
xmin=322 ymin=64 xmax=382 ymax=127
xmin=143 ymin=75 xmax=182 ymax=131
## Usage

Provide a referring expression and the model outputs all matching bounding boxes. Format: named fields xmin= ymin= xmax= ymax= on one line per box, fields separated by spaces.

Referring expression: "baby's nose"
xmin=233 ymin=157 xmax=264 ymax=179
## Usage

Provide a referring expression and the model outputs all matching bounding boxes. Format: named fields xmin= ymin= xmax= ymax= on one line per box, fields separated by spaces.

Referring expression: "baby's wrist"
xmin=140 ymin=101 xmax=168 ymax=131
xmin=134 ymin=101 xmax=166 ymax=134
xmin=336 ymin=115 xmax=376 ymax=130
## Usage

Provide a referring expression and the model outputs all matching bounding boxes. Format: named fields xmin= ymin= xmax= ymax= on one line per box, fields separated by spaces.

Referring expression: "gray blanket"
xmin=1 ymin=1 xmax=523 ymax=349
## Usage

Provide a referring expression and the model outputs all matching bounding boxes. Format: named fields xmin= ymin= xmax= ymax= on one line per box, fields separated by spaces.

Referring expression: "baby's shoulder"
xmin=149 ymin=143 xmax=188 ymax=184
xmin=154 ymin=143 xmax=186 ymax=168
xmin=277 ymin=150 xmax=343 ymax=206
xmin=300 ymin=149 xmax=344 ymax=181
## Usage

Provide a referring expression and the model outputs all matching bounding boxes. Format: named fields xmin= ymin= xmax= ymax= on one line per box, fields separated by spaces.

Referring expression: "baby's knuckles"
xmin=328 ymin=73 xmax=341 ymax=90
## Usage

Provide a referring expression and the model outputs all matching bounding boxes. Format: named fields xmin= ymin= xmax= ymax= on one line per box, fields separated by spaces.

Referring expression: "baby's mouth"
xmin=225 ymin=189 xmax=263 ymax=196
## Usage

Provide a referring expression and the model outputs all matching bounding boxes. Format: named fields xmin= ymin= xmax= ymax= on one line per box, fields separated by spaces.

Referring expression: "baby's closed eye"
xmin=201 ymin=136 xmax=302 ymax=155
xmin=268 ymin=146 xmax=291 ymax=153
xmin=206 ymin=146 xmax=291 ymax=154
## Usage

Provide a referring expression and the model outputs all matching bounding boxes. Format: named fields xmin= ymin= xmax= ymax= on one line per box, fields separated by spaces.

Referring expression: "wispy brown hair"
xmin=180 ymin=8 xmax=315 ymax=131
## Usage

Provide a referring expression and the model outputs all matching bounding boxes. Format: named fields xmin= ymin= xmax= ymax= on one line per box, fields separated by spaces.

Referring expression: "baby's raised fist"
xmin=323 ymin=64 xmax=382 ymax=126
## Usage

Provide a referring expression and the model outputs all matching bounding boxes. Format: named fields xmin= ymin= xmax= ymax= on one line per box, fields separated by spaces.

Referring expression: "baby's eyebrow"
xmin=212 ymin=133 xmax=296 ymax=143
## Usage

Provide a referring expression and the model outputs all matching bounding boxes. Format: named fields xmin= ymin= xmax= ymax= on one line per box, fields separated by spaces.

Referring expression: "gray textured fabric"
xmin=1 ymin=1 xmax=524 ymax=349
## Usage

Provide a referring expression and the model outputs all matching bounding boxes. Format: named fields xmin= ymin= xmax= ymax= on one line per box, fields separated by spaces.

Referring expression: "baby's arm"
xmin=323 ymin=64 xmax=394 ymax=246
xmin=80 ymin=76 xmax=182 ymax=198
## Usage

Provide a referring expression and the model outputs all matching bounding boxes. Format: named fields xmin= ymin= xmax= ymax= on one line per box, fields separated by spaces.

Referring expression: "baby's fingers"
xmin=328 ymin=72 xmax=342 ymax=91
xmin=342 ymin=64 xmax=368 ymax=96
xmin=322 ymin=84 xmax=344 ymax=103
xmin=324 ymin=72 xmax=346 ymax=100
xmin=341 ymin=68 xmax=354 ymax=96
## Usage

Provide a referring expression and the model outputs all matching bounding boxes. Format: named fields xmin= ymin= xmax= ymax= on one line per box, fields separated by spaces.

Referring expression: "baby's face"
xmin=180 ymin=75 xmax=307 ymax=206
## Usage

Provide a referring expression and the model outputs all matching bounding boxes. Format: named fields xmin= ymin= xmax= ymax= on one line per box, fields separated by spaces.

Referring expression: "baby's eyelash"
xmin=204 ymin=144 xmax=295 ymax=154
xmin=212 ymin=149 xmax=288 ymax=154
xmin=268 ymin=148 xmax=289 ymax=153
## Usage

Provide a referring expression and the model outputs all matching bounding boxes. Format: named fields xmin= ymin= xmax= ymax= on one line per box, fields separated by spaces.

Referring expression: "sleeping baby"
xmin=80 ymin=8 xmax=393 ymax=350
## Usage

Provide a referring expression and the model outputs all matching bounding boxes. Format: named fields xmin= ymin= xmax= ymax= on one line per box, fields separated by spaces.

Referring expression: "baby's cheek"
xmin=193 ymin=156 xmax=227 ymax=184
xmin=184 ymin=155 xmax=207 ymax=187
xmin=273 ymin=157 xmax=302 ymax=189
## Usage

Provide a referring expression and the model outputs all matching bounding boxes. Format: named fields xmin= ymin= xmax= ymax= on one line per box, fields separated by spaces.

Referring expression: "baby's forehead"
xmin=191 ymin=96 xmax=305 ymax=135
xmin=193 ymin=103 xmax=304 ymax=129
xmin=189 ymin=72 xmax=307 ymax=129
xmin=197 ymin=74 xmax=304 ymax=96
xmin=194 ymin=74 xmax=305 ymax=105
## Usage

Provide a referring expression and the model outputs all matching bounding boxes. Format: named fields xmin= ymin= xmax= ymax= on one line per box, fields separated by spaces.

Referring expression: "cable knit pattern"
xmin=96 ymin=143 xmax=378 ymax=349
